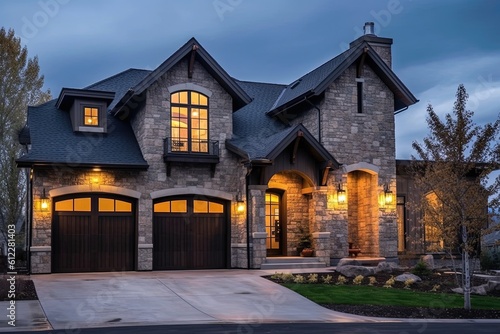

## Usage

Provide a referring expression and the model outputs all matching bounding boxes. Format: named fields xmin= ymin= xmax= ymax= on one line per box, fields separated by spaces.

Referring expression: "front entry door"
xmin=265 ymin=192 xmax=284 ymax=256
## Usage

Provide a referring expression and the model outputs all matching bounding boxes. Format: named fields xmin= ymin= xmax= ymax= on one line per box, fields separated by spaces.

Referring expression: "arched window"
xmin=170 ymin=91 xmax=209 ymax=153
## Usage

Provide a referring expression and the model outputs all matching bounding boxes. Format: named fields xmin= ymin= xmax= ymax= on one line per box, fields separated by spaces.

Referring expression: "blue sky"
xmin=1 ymin=0 xmax=499 ymax=164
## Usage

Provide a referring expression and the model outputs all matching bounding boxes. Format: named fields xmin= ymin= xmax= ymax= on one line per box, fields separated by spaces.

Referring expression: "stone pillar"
xmin=248 ymin=185 xmax=267 ymax=268
xmin=252 ymin=232 xmax=267 ymax=268
xmin=312 ymin=232 xmax=331 ymax=265
xmin=137 ymin=193 xmax=153 ymax=270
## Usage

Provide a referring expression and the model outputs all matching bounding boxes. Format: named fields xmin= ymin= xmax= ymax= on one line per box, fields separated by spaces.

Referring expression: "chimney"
xmin=350 ymin=22 xmax=393 ymax=68
xmin=363 ymin=22 xmax=375 ymax=35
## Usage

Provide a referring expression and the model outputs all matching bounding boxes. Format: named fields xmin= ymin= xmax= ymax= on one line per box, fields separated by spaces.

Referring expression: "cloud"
xmin=396 ymin=52 xmax=500 ymax=159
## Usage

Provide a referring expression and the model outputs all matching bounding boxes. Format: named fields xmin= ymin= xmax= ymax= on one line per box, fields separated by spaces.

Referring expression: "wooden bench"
xmin=348 ymin=242 xmax=361 ymax=257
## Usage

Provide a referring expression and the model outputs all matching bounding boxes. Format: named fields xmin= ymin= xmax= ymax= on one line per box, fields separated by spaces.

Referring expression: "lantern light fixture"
xmin=384 ymin=183 xmax=393 ymax=205
xmin=337 ymin=183 xmax=346 ymax=204
xmin=40 ymin=188 xmax=49 ymax=211
xmin=236 ymin=191 xmax=245 ymax=213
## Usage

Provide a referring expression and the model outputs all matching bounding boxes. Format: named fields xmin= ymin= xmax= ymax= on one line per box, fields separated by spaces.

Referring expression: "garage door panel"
xmin=52 ymin=194 xmax=135 ymax=273
xmin=97 ymin=215 xmax=135 ymax=271
xmin=153 ymin=216 xmax=188 ymax=270
xmin=153 ymin=197 xmax=228 ymax=270
xmin=53 ymin=215 xmax=93 ymax=273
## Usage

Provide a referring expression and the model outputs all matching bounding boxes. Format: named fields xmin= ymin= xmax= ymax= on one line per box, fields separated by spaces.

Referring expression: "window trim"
xmin=170 ymin=90 xmax=209 ymax=154
xmin=74 ymin=99 xmax=107 ymax=133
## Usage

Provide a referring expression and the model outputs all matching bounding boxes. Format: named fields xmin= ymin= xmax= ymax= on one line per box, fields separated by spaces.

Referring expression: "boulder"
xmin=336 ymin=265 xmax=374 ymax=278
xmin=486 ymin=280 xmax=500 ymax=293
xmin=336 ymin=258 xmax=360 ymax=268
xmin=452 ymin=285 xmax=488 ymax=296
xmin=374 ymin=261 xmax=400 ymax=274
xmin=420 ymin=254 xmax=435 ymax=270
xmin=394 ymin=272 xmax=422 ymax=282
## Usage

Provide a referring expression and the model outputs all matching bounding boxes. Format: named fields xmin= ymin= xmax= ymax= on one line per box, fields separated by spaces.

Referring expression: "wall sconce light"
xmin=40 ymin=188 xmax=49 ymax=211
xmin=337 ymin=183 xmax=346 ymax=204
xmin=236 ymin=191 xmax=245 ymax=213
xmin=384 ymin=184 xmax=393 ymax=205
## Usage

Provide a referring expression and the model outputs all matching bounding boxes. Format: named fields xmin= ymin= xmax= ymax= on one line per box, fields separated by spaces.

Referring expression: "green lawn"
xmin=283 ymin=284 xmax=500 ymax=310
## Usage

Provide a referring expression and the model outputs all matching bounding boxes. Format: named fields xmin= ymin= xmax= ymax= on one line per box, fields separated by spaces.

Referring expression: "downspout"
xmin=245 ymin=158 xmax=252 ymax=269
xmin=27 ymin=169 xmax=32 ymax=273
xmin=305 ymin=98 xmax=321 ymax=144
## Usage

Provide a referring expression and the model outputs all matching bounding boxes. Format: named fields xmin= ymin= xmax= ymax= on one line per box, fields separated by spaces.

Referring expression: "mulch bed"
xmin=266 ymin=270 xmax=500 ymax=319
xmin=0 ymin=275 xmax=38 ymax=300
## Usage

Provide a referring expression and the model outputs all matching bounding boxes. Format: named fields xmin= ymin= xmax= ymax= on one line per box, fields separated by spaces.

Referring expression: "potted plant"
xmin=297 ymin=228 xmax=314 ymax=257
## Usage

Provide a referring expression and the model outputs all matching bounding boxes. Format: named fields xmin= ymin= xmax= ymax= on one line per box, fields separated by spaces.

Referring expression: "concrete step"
xmin=260 ymin=256 xmax=326 ymax=270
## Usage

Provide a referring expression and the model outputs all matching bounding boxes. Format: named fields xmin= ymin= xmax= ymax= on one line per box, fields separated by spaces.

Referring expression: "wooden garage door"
xmin=52 ymin=194 xmax=136 ymax=273
xmin=153 ymin=196 xmax=228 ymax=270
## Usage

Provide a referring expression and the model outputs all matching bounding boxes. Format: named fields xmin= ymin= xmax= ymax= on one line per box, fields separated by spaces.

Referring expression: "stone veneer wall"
xmin=290 ymin=62 xmax=398 ymax=260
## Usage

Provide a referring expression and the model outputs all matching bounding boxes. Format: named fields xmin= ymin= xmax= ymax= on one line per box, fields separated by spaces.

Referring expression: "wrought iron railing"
xmin=164 ymin=137 xmax=219 ymax=156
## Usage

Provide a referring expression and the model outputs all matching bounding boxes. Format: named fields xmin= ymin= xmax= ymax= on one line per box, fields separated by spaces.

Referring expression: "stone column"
xmin=248 ymin=185 xmax=267 ymax=268
xmin=312 ymin=232 xmax=331 ymax=265
xmin=137 ymin=193 xmax=153 ymax=270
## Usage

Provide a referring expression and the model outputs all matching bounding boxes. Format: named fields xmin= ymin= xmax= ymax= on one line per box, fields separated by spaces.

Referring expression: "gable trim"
xmin=112 ymin=38 xmax=251 ymax=116
xmin=167 ymin=83 xmax=213 ymax=97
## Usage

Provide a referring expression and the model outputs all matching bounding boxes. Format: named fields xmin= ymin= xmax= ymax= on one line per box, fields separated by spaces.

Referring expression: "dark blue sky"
xmin=1 ymin=0 xmax=499 ymax=164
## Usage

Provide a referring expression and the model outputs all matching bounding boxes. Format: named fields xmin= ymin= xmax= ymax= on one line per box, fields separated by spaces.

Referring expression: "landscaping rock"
xmin=374 ymin=261 xmax=400 ymax=273
xmin=421 ymin=254 xmax=435 ymax=270
xmin=487 ymin=280 xmax=500 ymax=292
xmin=336 ymin=258 xmax=360 ymax=268
xmin=452 ymin=285 xmax=488 ymax=296
xmin=336 ymin=265 xmax=374 ymax=278
xmin=394 ymin=272 xmax=422 ymax=282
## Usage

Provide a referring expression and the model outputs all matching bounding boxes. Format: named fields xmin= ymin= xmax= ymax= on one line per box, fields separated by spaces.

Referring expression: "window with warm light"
xmin=170 ymin=91 xmax=209 ymax=153
xmin=84 ymin=107 xmax=99 ymax=126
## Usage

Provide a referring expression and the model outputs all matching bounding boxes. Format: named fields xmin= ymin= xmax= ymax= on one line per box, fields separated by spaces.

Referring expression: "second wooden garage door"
xmin=153 ymin=196 xmax=229 ymax=270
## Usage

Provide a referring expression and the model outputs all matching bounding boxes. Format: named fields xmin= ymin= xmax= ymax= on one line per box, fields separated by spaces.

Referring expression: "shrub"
xmin=293 ymin=274 xmax=305 ymax=283
xmin=352 ymin=275 xmax=364 ymax=285
xmin=480 ymin=247 xmax=500 ymax=271
xmin=307 ymin=273 xmax=318 ymax=283
xmin=383 ymin=275 xmax=395 ymax=288
xmin=281 ymin=273 xmax=295 ymax=283
xmin=430 ymin=284 xmax=441 ymax=292
xmin=321 ymin=274 xmax=333 ymax=284
xmin=368 ymin=276 xmax=377 ymax=286
xmin=403 ymin=278 xmax=415 ymax=289
xmin=412 ymin=261 xmax=432 ymax=277
xmin=336 ymin=275 xmax=347 ymax=285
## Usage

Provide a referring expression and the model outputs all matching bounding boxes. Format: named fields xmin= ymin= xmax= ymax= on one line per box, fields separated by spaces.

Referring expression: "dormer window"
xmin=84 ymin=107 xmax=99 ymax=126
xmin=55 ymin=88 xmax=114 ymax=134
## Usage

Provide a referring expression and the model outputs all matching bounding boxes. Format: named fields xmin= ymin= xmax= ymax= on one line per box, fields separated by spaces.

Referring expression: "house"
xmin=17 ymin=22 xmax=418 ymax=273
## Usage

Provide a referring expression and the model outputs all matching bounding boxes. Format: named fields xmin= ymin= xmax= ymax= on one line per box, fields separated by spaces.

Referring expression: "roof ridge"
xmin=235 ymin=79 xmax=287 ymax=87
xmin=85 ymin=68 xmax=151 ymax=89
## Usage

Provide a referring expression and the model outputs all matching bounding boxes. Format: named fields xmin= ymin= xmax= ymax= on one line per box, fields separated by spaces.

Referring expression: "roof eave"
xmin=16 ymin=159 xmax=149 ymax=170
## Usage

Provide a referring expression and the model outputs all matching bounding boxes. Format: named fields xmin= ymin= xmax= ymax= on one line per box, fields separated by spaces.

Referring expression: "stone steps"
xmin=260 ymin=256 xmax=326 ymax=270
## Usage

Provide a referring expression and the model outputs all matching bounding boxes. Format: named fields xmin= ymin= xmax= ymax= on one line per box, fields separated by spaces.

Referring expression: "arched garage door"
xmin=52 ymin=193 xmax=136 ymax=273
xmin=153 ymin=196 xmax=229 ymax=270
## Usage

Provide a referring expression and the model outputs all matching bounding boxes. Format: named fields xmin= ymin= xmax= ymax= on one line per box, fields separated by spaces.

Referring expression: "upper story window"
xmin=84 ymin=107 xmax=99 ymax=126
xmin=170 ymin=91 xmax=209 ymax=153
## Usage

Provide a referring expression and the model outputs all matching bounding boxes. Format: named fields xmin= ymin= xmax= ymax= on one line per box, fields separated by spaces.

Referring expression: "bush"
xmin=412 ymin=260 xmax=432 ymax=277
xmin=480 ymin=247 xmax=500 ymax=271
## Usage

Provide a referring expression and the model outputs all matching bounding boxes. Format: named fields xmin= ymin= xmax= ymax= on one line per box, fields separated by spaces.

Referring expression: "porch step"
xmin=260 ymin=256 xmax=326 ymax=270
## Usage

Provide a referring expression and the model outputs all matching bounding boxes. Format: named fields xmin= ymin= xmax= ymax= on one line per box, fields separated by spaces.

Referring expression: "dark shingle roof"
xmin=229 ymin=80 xmax=291 ymax=159
xmin=270 ymin=48 xmax=356 ymax=112
xmin=85 ymin=68 xmax=151 ymax=111
xmin=17 ymin=69 xmax=149 ymax=169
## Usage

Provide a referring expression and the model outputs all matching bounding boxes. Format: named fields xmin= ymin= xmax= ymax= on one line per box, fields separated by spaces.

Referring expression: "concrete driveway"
xmin=29 ymin=269 xmax=370 ymax=330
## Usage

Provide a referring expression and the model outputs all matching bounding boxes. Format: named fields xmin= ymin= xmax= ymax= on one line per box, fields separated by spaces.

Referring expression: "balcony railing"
xmin=163 ymin=137 xmax=220 ymax=165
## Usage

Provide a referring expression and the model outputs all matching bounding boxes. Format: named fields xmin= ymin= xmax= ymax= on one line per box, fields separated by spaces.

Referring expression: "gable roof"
xmin=112 ymin=37 xmax=252 ymax=117
xmin=267 ymin=42 xmax=418 ymax=117
xmin=227 ymin=80 xmax=339 ymax=167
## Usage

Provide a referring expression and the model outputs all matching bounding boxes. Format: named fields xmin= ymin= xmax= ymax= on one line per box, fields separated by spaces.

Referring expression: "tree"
xmin=0 ymin=27 xmax=51 ymax=258
xmin=411 ymin=84 xmax=500 ymax=310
